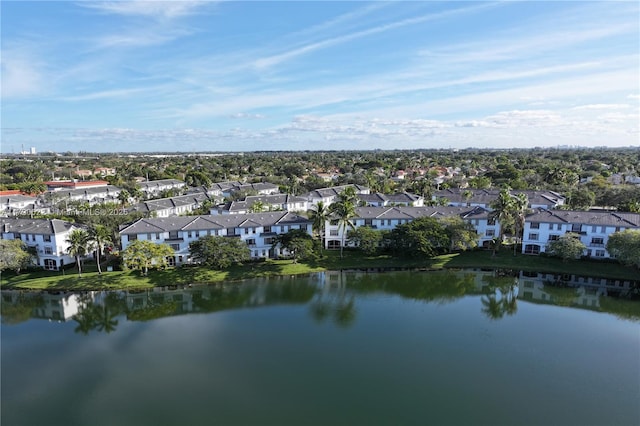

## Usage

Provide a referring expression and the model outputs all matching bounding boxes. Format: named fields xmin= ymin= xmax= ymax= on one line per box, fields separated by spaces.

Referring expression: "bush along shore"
xmin=1 ymin=249 xmax=639 ymax=292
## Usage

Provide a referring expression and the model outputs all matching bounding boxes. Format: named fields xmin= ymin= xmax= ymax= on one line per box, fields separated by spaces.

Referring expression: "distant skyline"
xmin=2 ymin=1 xmax=639 ymax=153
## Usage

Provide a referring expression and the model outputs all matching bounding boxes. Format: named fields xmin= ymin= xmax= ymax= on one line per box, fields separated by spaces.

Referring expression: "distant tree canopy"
xmin=189 ymin=235 xmax=250 ymax=269
xmin=606 ymin=230 xmax=640 ymax=269
xmin=386 ymin=217 xmax=450 ymax=258
xmin=347 ymin=227 xmax=385 ymax=255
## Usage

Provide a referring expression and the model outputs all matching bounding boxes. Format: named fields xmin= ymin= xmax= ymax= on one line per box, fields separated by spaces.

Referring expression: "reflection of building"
xmin=517 ymin=271 xmax=638 ymax=309
xmin=1 ymin=291 xmax=96 ymax=322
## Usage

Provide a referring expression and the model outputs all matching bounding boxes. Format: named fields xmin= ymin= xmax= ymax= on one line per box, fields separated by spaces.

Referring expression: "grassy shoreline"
xmin=1 ymin=250 xmax=638 ymax=291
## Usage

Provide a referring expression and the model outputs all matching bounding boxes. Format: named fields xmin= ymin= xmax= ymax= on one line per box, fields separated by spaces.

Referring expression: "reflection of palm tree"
xmin=95 ymin=305 xmax=118 ymax=333
xmin=333 ymin=296 xmax=356 ymax=328
xmin=481 ymin=295 xmax=505 ymax=320
xmin=310 ymin=301 xmax=331 ymax=323
xmin=73 ymin=306 xmax=97 ymax=335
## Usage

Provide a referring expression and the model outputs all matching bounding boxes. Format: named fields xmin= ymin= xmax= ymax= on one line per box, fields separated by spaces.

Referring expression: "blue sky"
xmin=2 ymin=1 xmax=639 ymax=153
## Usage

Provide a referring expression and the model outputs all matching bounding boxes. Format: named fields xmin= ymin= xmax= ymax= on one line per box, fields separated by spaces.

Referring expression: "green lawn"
xmin=1 ymin=249 xmax=637 ymax=291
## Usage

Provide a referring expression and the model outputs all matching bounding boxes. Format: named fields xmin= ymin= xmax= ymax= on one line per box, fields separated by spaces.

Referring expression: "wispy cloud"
xmin=254 ymin=2 xmax=499 ymax=69
xmin=80 ymin=1 xmax=211 ymax=20
xmin=0 ymin=53 xmax=45 ymax=99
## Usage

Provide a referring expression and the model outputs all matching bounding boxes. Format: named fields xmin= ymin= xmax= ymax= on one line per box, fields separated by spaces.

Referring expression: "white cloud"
xmin=0 ymin=54 xmax=44 ymax=98
xmin=80 ymin=1 xmax=210 ymax=20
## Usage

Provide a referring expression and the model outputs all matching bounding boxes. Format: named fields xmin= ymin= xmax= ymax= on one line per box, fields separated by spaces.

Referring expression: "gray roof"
xmin=1 ymin=195 xmax=38 ymax=204
xmin=433 ymin=189 xmax=565 ymax=207
xmin=48 ymin=185 xmax=122 ymax=198
xmin=526 ymin=209 xmax=640 ymax=227
xmin=120 ymin=211 xmax=312 ymax=234
xmin=129 ymin=193 xmax=213 ymax=213
xmin=305 ymin=184 xmax=369 ymax=199
xmin=138 ymin=179 xmax=185 ymax=190
xmin=353 ymin=206 xmax=491 ymax=220
xmin=0 ymin=218 xmax=76 ymax=235
xmin=227 ymin=194 xmax=307 ymax=212
xmin=357 ymin=192 xmax=420 ymax=204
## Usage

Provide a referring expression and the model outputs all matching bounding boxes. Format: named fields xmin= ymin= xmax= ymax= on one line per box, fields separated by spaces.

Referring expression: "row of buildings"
xmin=2 ymin=205 xmax=638 ymax=271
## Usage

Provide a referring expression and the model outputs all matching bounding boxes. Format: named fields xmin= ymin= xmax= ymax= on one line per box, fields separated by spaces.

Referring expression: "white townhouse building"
xmin=324 ymin=206 xmax=499 ymax=250
xmin=119 ymin=211 xmax=313 ymax=265
xmin=46 ymin=185 xmax=123 ymax=206
xmin=304 ymin=184 xmax=370 ymax=208
xmin=211 ymin=194 xmax=309 ymax=215
xmin=433 ymin=189 xmax=565 ymax=210
xmin=357 ymin=192 xmax=424 ymax=207
xmin=138 ymin=179 xmax=186 ymax=196
xmin=1 ymin=194 xmax=51 ymax=216
xmin=203 ymin=181 xmax=280 ymax=198
xmin=521 ymin=209 xmax=640 ymax=258
xmin=128 ymin=193 xmax=216 ymax=218
xmin=0 ymin=218 xmax=83 ymax=270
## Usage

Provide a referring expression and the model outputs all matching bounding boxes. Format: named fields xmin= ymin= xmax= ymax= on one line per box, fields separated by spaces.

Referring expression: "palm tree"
xmin=89 ymin=225 xmax=112 ymax=275
xmin=488 ymin=188 xmax=515 ymax=255
xmin=308 ymin=201 xmax=329 ymax=255
xmin=117 ymin=189 xmax=131 ymax=207
xmin=66 ymin=229 xmax=90 ymax=276
xmin=511 ymin=193 xmax=529 ymax=256
xmin=249 ymin=201 xmax=266 ymax=213
xmin=329 ymin=196 xmax=357 ymax=258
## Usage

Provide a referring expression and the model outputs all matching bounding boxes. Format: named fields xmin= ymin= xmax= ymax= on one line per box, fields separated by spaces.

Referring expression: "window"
xmin=572 ymin=224 xmax=581 ymax=232
xmin=524 ymin=244 xmax=541 ymax=255
xmin=187 ymin=231 xmax=192 ymax=238
xmin=44 ymin=235 xmax=51 ymax=242
xmin=528 ymin=233 xmax=539 ymax=241
xmin=170 ymin=244 xmax=180 ymax=251
xmin=264 ymin=237 xmax=274 ymax=244
xmin=364 ymin=219 xmax=373 ymax=227
xmin=591 ymin=225 xmax=597 ymax=233
xmin=147 ymin=233 xmax=152 ymax=240
xmin=44 ymin=246 xmax=53 ymax=255
xmin=264 ymin=226 xmax=271 ymax=233
xmin=169 ymin=231 xmax=179 ymax=239
xmin=595 ymin=250 xmax=605 ymax=257
xmin=128 ymin=235 xmax=137 ymax=241
xmin=591 ymin=237 xmax=604 ymax=246
xmin=530 ymin=223 xmax=539 ymax=229
xmin=246 ymin=239 xmax=256 ymax=246
xmin=330 ymin=230 xmax=339 ymax=236
xmin=548 ymin=235 xmax=559 ymax=241
xmin=195 ymin=231 xmax=200 ymax=238
xmin=155 ymin=233 xmax=161 ymax=240
xmin=485 ymin=229 xmax=495 ymax=237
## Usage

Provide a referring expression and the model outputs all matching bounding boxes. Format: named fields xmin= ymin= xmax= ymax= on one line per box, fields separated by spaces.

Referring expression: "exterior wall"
xmin=323 ymin=216 xmax=499 ymax=249
xmin=1 ymin=227 xmax=78 ymax=270
xmin=120 ymin=222 xmax=313 ymax=265
xmin=521 ymin=221 xmax=632 ymax=258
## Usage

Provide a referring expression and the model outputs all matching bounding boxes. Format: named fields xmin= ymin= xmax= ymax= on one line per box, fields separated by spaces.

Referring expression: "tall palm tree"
xmin=66 ymin=229 xmax=90 ymax=276
xmin=489 ymin=189 xmax=514 ymax=243
xmin=511 ymin=193 xmax=529 ymax=255
xmin=329 ymin=197 xmax=357 ymax=259
xmin=89 ymin=225 xmax=112 ymax=275
xmin=308 ymin=201 xmax=330 ymax=255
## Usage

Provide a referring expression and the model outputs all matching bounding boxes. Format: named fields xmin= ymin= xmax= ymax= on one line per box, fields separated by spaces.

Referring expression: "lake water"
xmin=2 ymin=269 xmax=639 ymax=426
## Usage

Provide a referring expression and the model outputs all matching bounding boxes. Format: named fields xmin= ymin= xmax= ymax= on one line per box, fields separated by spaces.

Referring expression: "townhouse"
xmin=433 ymin=189 xmax=565 ymax=210
xmin=0 ymin=218 xmax=83 ymax=270
xmin=119 ymin=211 xmax=313 ymax=265
xmin=1 ymin=194 xmax=51 ymax=216
xmin=45 ymin=185 xmax=123 ymax=206
xmin=357 ymin=192 xmax=424 ymax=207
xmin=304 ymin=184 xmax=370 ymax=208
xmin=138 ymin=179 xmax=186 ymax=196
xmin=521 ymin=209 xmax=640 ymax=258
xmin=211 ymin=194 xmax=309 ymax=215
xmin=324 ymin=206 xmax=498 ymax=250
xmin=128 ymin=192 xmax=216 ymax=218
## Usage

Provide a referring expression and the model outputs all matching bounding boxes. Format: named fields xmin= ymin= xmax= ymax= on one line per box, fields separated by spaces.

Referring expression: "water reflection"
xmin=2 ymin=269 xmax=638 ymax=331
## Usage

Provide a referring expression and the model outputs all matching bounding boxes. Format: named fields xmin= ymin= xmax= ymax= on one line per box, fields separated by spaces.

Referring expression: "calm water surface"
xmin=2 ymin=269 xmax=639 ymax=426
